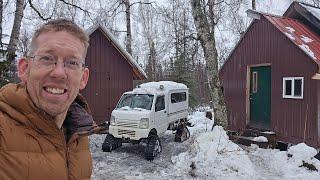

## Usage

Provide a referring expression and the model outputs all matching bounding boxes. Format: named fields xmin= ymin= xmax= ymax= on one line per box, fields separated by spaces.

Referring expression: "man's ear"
xmin=18 ymin=58 xmax=29 ymax=84
xmin=79 ymin=68 xmax=89 ymax=90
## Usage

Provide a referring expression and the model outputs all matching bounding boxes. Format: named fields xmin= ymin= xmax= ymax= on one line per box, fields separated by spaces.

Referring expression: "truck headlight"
xmin=110 ymin=115 xmax=116 ymax=125
xmin=139 ymin=118 xmax=149 ymax=129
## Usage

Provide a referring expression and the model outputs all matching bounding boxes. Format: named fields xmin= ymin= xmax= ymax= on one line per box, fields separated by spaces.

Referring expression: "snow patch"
xmin=250 ymin=143 xmax=320 ymax=180
xmin=300 ymin=35 xmax=314 ymax=43
xmin=139 ymin=81 xmax=187 ymax=90
xmin=286 ymin=26 xmax=295 ymax=34
xmin=284 ymin=32 xmax=295 ymax=40
xmin=131 ymin=81 xmax=188 ymax=95
xmin=261 ymin=131 xmax=275 ymax=135
xmin=253 ymin=136 xmax=268 ymax=142
xmin=299 ymin=44 xmax=316 ymax=60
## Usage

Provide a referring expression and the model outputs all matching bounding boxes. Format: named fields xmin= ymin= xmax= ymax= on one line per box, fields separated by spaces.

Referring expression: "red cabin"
xmin=220 ymin=2 xmax=320 ymax=148
xmin=82 ymin=24 xmax=147 ymax=125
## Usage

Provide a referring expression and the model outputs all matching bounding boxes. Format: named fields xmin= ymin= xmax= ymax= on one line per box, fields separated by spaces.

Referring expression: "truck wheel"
xmin=144 ymin=135 xmax=162 ymax=161
xmin=175 ymin=124 xmax=190 ymax=142
xmin=102 ymin=134 xmax=114 ymax=152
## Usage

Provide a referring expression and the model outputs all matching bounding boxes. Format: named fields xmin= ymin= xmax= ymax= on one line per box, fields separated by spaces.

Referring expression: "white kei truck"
xmin=102 ymin=81 xmax=190 ymax=160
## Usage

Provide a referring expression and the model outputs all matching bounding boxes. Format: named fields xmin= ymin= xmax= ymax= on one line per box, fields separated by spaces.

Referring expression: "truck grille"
xmin=118 ymin=129 xmax=136 ymax=138
xmin=116 ymin=120 xmax=139 ymax=128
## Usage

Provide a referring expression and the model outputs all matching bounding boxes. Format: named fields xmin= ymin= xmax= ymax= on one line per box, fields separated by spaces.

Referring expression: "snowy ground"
xmin=89 ymin=110 xmax=320 ymax=180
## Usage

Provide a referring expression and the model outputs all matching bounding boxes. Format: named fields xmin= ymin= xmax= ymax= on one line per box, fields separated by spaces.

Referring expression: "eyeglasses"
xmin=28 ymin=54 xmax=85 ymax=71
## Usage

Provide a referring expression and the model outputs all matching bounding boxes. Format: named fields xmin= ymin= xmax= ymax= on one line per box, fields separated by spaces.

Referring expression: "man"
xmin=0 ymin=19 xmax=98 ymax=179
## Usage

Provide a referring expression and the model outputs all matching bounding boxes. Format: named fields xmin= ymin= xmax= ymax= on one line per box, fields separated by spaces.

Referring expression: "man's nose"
xmin=49 ymin=61 xmax=67 ymax=79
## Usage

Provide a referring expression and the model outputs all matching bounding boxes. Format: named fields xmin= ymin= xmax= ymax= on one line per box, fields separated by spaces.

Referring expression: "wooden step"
xmin=231 ymin=135 xmax=269 ymax=148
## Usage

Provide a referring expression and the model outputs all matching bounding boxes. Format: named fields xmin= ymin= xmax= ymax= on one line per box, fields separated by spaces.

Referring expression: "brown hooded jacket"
xmin=0 ymin=83 xmax=96 ymax=180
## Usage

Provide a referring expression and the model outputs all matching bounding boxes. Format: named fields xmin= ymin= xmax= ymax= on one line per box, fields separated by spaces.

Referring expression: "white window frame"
xmin=282 ymin=77 xmax=304 ymax=99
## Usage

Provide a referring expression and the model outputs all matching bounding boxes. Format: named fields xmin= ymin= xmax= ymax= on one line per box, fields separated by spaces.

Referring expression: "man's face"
xmin=18 ymin=31 xmax=89 ymax=117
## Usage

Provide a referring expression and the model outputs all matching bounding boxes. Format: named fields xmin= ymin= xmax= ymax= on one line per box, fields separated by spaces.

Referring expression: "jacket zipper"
xmin=60 ymin=129 xmax=69 ymax=176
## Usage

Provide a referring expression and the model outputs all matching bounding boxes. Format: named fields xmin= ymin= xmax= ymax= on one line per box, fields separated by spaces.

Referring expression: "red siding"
xmin=81 ymin=28 xmax=133 ymax=124
xmin=220 ymin=16 xmax=319 ymax=147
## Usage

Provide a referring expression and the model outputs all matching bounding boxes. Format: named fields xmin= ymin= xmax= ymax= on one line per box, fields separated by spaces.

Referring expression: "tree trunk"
xmin=7 ymin=0 xmax=24 ymax=61
xmin=190 ymin=0 xmax=228 ymax=128
xmin=0 ymin=0 xmax=3 ymax=50
xmin=252 ymin=0 xmax=256 ymax=10
xmin=150 ymin=41 xmax=156 ymax=81
xmin=124 ymin=0 xmax=132 ymax=55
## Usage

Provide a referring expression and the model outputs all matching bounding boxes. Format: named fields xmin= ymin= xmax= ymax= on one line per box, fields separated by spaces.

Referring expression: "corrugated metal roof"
xmin=264 ymin=14 xmax=320 ymax=66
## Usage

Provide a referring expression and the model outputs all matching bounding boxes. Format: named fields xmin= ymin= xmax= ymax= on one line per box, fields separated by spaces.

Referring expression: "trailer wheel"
xmin=102 ymin=134 xmax=114 ymax=152
xmin=175 ymin=124 xmax=190 ymax=142
xmin=144 ymin=135 xmax=162 ymax=160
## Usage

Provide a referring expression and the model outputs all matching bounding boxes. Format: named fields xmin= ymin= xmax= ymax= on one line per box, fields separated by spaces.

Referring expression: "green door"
xmin=249 ymin=66 xmax=271 ymax=129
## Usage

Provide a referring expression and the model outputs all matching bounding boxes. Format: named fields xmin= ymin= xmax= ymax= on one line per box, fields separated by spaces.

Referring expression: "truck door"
xmin=154 ymin=95 xmax=167 ymax=134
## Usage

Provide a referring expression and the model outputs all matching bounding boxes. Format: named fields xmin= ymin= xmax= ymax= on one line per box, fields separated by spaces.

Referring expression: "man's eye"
xmin=66 ymin=60 xmax=79 ymax=66
xmin=39 ymin=56 xmax=53 ymax=61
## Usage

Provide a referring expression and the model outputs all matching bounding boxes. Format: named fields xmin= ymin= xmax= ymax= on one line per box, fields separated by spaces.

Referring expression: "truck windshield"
xmin=116 ymin=94 xmax=154 ymax=110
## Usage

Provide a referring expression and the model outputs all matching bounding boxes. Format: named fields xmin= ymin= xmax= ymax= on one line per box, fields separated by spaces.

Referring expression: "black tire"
xmin=114 ymin=138 xmax=122 ymax=149
xmin=144 ymin=135 xmax=162 ymax=161
xmin=102 ymin=134 xmax=114 ymax=152
xmin=175 ymin=124 xmax=190 ymax=142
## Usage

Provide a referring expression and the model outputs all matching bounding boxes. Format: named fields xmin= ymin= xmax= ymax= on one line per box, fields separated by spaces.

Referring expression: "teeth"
xmin=45 ymin=87 xmax=65 ymax=94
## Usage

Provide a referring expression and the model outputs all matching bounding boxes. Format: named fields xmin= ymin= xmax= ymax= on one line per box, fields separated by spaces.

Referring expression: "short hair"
xmin=30 ymin=19 xmax=89 ymax=59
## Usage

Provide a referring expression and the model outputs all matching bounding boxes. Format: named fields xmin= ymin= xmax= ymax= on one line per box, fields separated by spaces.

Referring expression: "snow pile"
xmin=188 ymin=110 xmax=214 ymax=135
xmin=288 ymin=143 xmax=318 ymax=161
xmin=171 ymin=126 xmax=258 ymax=179
xmin=249 ymin=143 xmax=320 ymax=180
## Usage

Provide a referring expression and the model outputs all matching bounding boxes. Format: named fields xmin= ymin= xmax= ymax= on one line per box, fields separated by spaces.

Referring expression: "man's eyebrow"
xmin=42 ymin=49 xmax=55 ymax=54
xmin=42 ymin=49 xmax=79 ymax=59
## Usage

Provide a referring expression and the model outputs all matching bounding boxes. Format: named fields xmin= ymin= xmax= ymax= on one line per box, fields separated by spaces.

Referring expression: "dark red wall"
xmin=81 ymin=28 xmax=133 ymax=124
xmin=220 ymin=16 xmax=319 ymax=147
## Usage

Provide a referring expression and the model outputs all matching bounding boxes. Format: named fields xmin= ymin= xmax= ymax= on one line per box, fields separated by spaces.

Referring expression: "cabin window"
xmin=171 ymin=92 xmax=186 ymax=103
xmin=155 ymin=96 xmax=165 ymax=112
xmin=282 ymin=77 xmax=304 ymax=99
xmin=252 ymin=71 xmax=258 ymax=93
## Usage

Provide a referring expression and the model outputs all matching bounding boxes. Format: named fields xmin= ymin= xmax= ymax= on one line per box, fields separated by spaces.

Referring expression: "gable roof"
xmin=264 ymin=14 xmax=320 ymax=66
xmin=86 ymin=23 xmax=147 ymax=80
xmin=220 ymin=10 xmax=320 ymax=74
xmin=300 ymin=2 xmax=320 ymax=20
xmin=284 ymin=2 xmax=320 ymax=36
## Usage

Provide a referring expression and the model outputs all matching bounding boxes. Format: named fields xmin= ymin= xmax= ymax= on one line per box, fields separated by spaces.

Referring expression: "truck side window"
xmin=171 ymin=92 xmax=186 ymax=103
xmin=155 ymin=96 xmax=165 ymax=112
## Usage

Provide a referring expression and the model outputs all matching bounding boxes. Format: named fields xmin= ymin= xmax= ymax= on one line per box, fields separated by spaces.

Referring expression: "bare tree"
xmin=191 ymin=0 xmax=228 ymax=128
xmin=0 ymin=0 xmax=94 ymax=86
xmin=311 ymin=0 xmax=320 ymax=7
xmin=137 ymin=1 xmax=159 ymax=81
xmin=7 ymin=0 xmax=24 ymax=61
xmin=124 ymin=0 xmax=132 ymax=55
xmin=17 ymin=27 xmax=31 ymax=56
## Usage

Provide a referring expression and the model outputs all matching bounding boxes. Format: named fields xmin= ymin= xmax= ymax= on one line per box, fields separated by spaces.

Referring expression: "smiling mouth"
xmin=44 ymin=87 xmax=67 ymax=95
